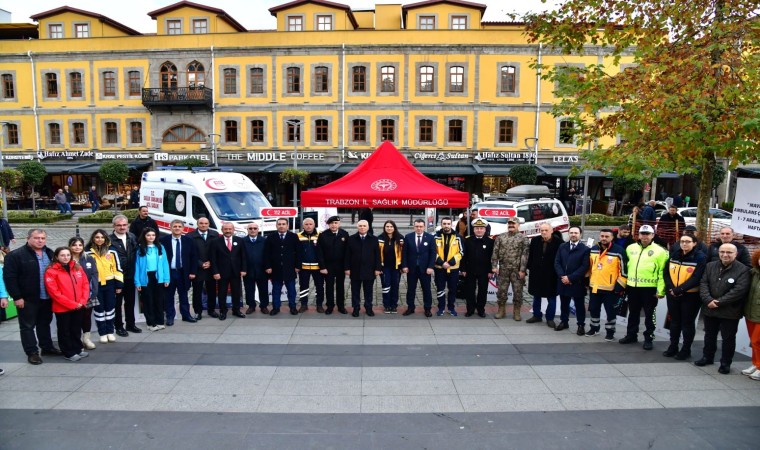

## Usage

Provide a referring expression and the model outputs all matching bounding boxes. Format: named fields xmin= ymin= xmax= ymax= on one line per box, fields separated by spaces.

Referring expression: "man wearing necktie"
xmin=210 ymin=222 xmax=247 ymax=320
xmin=554 ymin=226 xmax=591 ymax=335
xmin=160 ymin=220 xmax=197 ymax=325
xmin=344 ymin=220 xmax=381 ymax=317
xmin=243 ymin=223 xmax=268 ymax=314
xmin=264 ymin=218 xmax=301 ymax=315
xmin=187 ymin=217 xmax=220 ymax=319
xmin=401 ymin=219 xmax=436 ymax=317
xmin=460 ymin=218 xmax=495 ymax=317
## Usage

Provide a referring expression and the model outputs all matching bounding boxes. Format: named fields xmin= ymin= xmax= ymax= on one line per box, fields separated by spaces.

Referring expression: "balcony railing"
xmin=142 ymin=86 xmax=213 ymax=110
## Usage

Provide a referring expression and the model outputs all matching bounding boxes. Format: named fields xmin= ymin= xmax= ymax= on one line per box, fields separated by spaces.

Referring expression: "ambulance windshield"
xmin=205 ymin=191 xmax=270 ymax=220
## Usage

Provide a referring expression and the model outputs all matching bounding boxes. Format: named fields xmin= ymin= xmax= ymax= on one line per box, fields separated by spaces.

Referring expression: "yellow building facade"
xmin=0 ymin=0 xmax=626 ymax=204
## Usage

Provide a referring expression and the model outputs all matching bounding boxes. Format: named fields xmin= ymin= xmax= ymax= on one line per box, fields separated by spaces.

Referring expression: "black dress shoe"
xmin=245 ymin=306 xmax=255 ymax=315
xmin=115 ymin=328 xmax=129 ymax=337
xmin=338 ymin=307 xmax=348 ymax=315
xmin=298 ymin=304 xmax=308 ymax=313
xmin=194 ymin=314 xmax=203 ymax=321
xmin=166 ymin=320 xmax=174 ymax=326
xmin=218 ymin=312 xmax=227 ymax=321
xmin=618 ymin=335 xmax=638 ymax=344
xmin=126 ymin=325 xmax=142 ymax=333
xmin=352 ymin=309 xmax=360 ymax=317
xmin=424 ymin=309 xmax=432 ymax=318
xmin=642 ymin=340 xmax=653 ymax=350
xmin=325 ymin=307 xmax=334 ymax=315
xmin=465 ymin=311 xmax=474 ymax=317
xmin=663 ymin=346 xmax=678 ymax=357
xmin=27 ymin=353 xmax=42 ymax=365
xmin=718 ymin=364 xmax=731 ymax=374
xmin=554 ymin=322 xmax=569 ymax=331
xmin=269 ymin=308 xmax=280 ymax=316
xmin=366 ymin=308 xmax=375 ymax=317
xmin=232 ymin=311 xmax=246 ymax=318
xmin=674 ymin=349 xmax=691 ymax=360
xmin=182 ymin=316 xmax=197 ymax=323
xmin=477 ymin=311 xmax=486 ymax=318
xmin=290 ymin=307 xmax=298 ymax=315
xmin=41 ymin=347 xmax=62 ymax=356
xmin=694 ymin=357 xmax=714 ymax=367
xmin=260 ymin=306 xmax=269 ymax=315
xmin=403 ymin=308 xmax=415 ymax=316
xmin=208 ymin=311 xmax=219 ymax=318
xmin=316 ymin=305 xmax=325 ymax=313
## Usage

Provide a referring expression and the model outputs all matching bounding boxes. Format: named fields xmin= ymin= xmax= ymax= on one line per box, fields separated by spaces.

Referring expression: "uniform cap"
xmin=471 ymin=218 xmax=489 ymax=228
xmin=639 ymin=225 xmax=655 ymax=234
xmin=326 ymin=216 xmax=341 ymax=224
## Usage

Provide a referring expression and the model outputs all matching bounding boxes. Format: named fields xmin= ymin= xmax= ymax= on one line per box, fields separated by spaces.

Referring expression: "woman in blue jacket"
xmin=134 ymin=227 xmax=169 ymax=331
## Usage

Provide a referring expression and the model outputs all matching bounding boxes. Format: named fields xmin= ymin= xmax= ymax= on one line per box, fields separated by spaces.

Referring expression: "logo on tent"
xmin=371 ymin=179 xmax=398 ymax=192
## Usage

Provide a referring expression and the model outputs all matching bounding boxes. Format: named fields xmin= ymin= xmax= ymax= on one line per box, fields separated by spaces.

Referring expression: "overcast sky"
xmin=1 ymin=0 xmax=559 ymax=31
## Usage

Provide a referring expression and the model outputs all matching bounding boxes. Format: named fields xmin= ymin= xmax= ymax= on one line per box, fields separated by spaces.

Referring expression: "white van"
xmin=473 ymin=198 xmax=570 ymax=241
xmin=139 ymin=169 xmax=277 ymax=236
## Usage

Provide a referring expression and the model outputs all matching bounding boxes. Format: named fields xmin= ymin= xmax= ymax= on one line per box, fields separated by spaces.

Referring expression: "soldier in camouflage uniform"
xmin=490 ymin=217 xmax=529 ymax=320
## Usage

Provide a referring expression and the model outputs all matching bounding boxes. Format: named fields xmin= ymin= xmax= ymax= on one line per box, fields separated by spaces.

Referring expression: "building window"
xmin=314 ymin=66 xmax=329 ymax=93
xmin=6 ymin=124 xmax=18 ymax=145
xmin=250 ymin=120 xmax=264 ymax=142
xmin=46 ymin=73 xmax=58 ymax=97
xmin=499 ymin=120 xmax=514 ymax=143
xmin=163 ymin=124 xmax=205 ymax=142
xmin=103 ymin=71 xmax=116 ymax=97
xmin=419 ymin=16 xmax=436 ymax=30
xmin=49 ymin=123 xmax=61 ymax=145
xmin=287 ymin=67 xmax=301 ymax=93
xmin=250 ymin=68 xmax=264 ymax=94
xmin=287 ymin=16 xmax=303 ymax=31
xmin=381 ymin=66 xmax=395 ymax=92
xmin=351 ymin=66 xmax=366 ymax=92
xmin=287 ymin=121 xmax=301 ymax=142
xmin=187 ymin=62 xmax=205 ymax=88
xmin=105 ymin=122 xmax=118 ymax=144
xmin=451 ymin=16 xmax=467 ymax=29
xmin=73 ymin=122 xmax=85 ymax=144
xmin=69 ymin=72 xmax=83 ymax=97
xmin=559 ymin=120 xmax=575 ymax=144
xmin=130 ymin=122 xmax=143 ymax=144
xmin=314 ymin=119 xmax=328 ymax=142
xmin=74 ymin=23 xmax=89 ymax=38
xmin=448 ymin=119 xmax=463 ymax=143
xmin=223 ymin=68 xmax=237 ymax=94
xmin=192 ymin=19 xmax=208 ymax=34
xmin=352 ymin=119 xmax=366 ymax=142
xmin=2 ymin=74 xmax=14 ymax=98
xmin=449 ymin=66 xmax=464 ymax=93
xmin=49 ymin=24 xmax=63 ymax=39
xmin=160 ymin=62 xmax=178 ymax=89
xmin=225 ymin=120 xmax=238 ymax=142
xmin=500 ymin=66 xmax=516 ymax=93
xmin=167 ymin=20 xmax=182 ymax=35
xmin=419 ymin=119 xmax=433 ymax=143
xmin=128 ymin=71 xmax=141 ymax=95
xmin=381 ymin=119 xmax=395 ymax=142
xmin=316 ymin=15 xmax=332 ymax=31
xmin=419 ymin=66 xmax=434 ymax=93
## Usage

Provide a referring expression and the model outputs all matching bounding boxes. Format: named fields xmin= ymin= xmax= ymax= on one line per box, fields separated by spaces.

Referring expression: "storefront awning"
xmin=477 ymin=164 xmax=549 ymax=176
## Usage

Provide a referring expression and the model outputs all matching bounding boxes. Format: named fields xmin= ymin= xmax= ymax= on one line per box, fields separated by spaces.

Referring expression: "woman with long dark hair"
xmin=134 ymin=227 xmax=170 ymax=331
xmin=377 ymin=220 xmax=403 ymax=313
xmin=44 ymin=247 xmax=90 ymax=361
xmin=69 ymin=237 xmax=99 ymax=350
xmin=86 ymin=229 xmax=123 ymax=344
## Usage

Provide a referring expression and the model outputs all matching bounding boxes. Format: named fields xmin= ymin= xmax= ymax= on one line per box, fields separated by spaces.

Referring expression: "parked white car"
xmin=676 ymin=207 xmax=733 ymax=229
xmin=473 ymin=198 xmax=570 ymax=240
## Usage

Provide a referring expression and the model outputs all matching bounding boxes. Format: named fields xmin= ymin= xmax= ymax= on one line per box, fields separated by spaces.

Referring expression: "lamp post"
xmin=285 ymin=119 xmax=301 ymax=224
xmin=0 ymin=122 xmax=8 ymax=221
xmin=207 ymin=133 xmax=221 ymax=169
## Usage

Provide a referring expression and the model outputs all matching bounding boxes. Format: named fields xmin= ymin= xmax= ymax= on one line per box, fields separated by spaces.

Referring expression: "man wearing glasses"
xmin=243 ymin=223 xmax=269 ymax=314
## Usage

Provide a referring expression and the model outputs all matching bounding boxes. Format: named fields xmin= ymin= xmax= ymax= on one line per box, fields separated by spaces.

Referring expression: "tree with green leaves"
xmin=99 ymin=161 xmax=129 ymax=210
xmin=524 ymin=0 xmax=759 ymax=240
xmin=173 ymin=157 xmax=208 ymax=169
xmin=17 ymin=161 xmax=47 ymax=216
xmin=0 ymin=168 xmax=22 ymax=219
xmin=509 ymin=164 xmax=538 ymax=186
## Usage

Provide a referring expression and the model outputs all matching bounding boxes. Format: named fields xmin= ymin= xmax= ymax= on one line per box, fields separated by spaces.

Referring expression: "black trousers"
xmin=299 ymin=269 xmax=324 ymax=306
xmin=55 ymin=309 xmax=83 ymax=358
xmin=702 ymin=315 xmax=741 ymax=365
xmin=140 ymin=272 xmax=165 ymax=326
xmin=666 ymin=292 xmax=702 ymax=349
xmin=114 ymin=279 xmax=136 ymax=330
xmin=465 ymin=273 xmax=489 ymax=314
xmin=351 ymin=279 xmax=374 ymax=309
xmin=217 ymin=274 xmax=242 ymax=313
xmin=626 ymin=287 xmax=659 ymax=341
xmin=192 ymin=269 xmax=217 ymax=314
xmin=244 ymin=275 xmax=269 ymax=308
xmin=17 ymin=297 xmax=54 ymax=355
xmin=324 ymin=268 xmax=346 ymax=310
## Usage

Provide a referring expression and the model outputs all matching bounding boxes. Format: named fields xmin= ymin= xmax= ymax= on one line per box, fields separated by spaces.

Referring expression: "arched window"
xmin=160 ymin=62 xmax=178 ymax=89
xmin=187 ymin=61 xmax=205 ymax=87
xmin=163 ymin=124 xmax=205 ymax=142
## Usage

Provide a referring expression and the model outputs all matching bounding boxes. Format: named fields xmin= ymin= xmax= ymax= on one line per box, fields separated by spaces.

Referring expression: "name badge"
xmin=727 ymin=278 xmax=735 ymax=284
xmin=423 ymin=242 xmax=428 ymax=246
xmin=597 ymin=263 xmax=603 ymax=270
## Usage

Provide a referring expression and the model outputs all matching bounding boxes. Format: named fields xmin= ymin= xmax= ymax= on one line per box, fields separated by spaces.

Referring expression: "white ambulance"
xmin=139 ymin=169 xmax=278 ymax=236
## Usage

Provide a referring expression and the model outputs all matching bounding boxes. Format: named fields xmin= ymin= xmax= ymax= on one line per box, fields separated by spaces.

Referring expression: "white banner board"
xmin=732 ymin=177 xmax=760 ymax=237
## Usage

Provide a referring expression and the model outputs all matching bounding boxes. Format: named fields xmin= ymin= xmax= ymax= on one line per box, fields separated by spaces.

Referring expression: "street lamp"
xmin=0 ymin=122 xmax=8 ymax=221
xmin=285 ymin=119 xmax=301 ymax=216
xmin=207 ymin=133 xmax=221 ymax=169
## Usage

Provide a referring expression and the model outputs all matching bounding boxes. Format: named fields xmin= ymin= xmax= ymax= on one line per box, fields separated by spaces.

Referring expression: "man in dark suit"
xmin=210 ymin=222 xmax=247 ymax=320
xmin=160 ymin=219 xmax=197 ymax=325
xmin=401 ymin=219 xmax=436 ymax=317
xmin=318 ymin=215 xmax=349 ymax=315
xmin=243 ymin=222 xmax=268 ymax=315
xmin=110 ymin=214 xmax=140 ymax=336
xmin=344 ymin=220 xmax=381 ymax=317
xmin=460 ymin=218 xmax=495 ymax=318
xmin=264 ymin=218 xmax=301 ymax=315
xmin=554 ymin=226 xmax=591 ymax=335
xmin=187 ymin=217 xmax=220 ymax=320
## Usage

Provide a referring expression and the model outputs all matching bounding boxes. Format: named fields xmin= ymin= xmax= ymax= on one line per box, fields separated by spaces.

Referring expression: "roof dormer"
xmin=402 ymin=0 xmax=486 ymax=30
xmin=269 ymin=0 xmax=359 ymax=31
xmin=30 ymin=6 xmax=141 ymax=39
xmin=147 ymin=1 xmax=247 ymax=35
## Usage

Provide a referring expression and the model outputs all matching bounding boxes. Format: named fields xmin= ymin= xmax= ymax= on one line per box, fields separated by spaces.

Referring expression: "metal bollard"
xmin=75 ymin=224 xmax=80 ymax=238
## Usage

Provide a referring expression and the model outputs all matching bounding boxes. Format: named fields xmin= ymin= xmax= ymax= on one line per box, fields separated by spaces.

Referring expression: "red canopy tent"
xmin=301 ymin=141 xmax=469 ymax=208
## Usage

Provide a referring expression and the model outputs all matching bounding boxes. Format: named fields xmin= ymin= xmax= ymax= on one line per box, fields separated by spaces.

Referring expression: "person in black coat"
xmin=264 ymin=218 xmax=302 ymax=315
xmin=186 ymin=217 xmax=220 ymax=319
xmin=130 ymin=206 xmax=160 ymax=238
xmin=358 ymin=208 xmax=374 ymax=235
xmin=129 ymin=186 xmax=140 ymax=209
xmin=110 ymin=214 xmax=140 ymax=335
xmin=707 ymin=227 xmax=752 ymax=268
xmin=243 ymin=222 xmax=268 ymax=314
xmin=318 ymin=215 xmax=350 ymax=315
xmin=526 ymin=223 xmax=563 ymax=327
xmin=344 ymin=220 xmax=381 ymax=317
xmin=554 ymin=226 xmax=591 ymax=334
xmin=0 ymin=217 xmax=15 ymax=251
xmin=209 ymin=222 xmax=247 ymax=320
xmin=160 ymin=220 xmax=198 ymax=325
xmin=459 ymin=218 xmax=494 ymax=317
xmin=401 ymin=219 xmax=437 ymax=317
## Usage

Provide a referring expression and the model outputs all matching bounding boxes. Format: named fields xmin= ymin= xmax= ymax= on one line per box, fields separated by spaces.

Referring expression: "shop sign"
xmin=95 ymin=152 xmax=152 ymax=160
xmin=474 ymin=152 xmax=535 ymax=163
xmin=552 ymin=155 xmax=579 ymax=163
xmin=220 ymin=152 xmax=327 ymax=162
xmin=37 ymin=150 xmax=94 ymax=160
xmin=346 ymin=151 xmax=372 ymax=160
xmin=2 ymin=154 xmax=34 ymax=161
xmin=154 ymin=153 xmax=211 ymax=161
xmin=412 ymin=152 xmax=470 ymax=162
